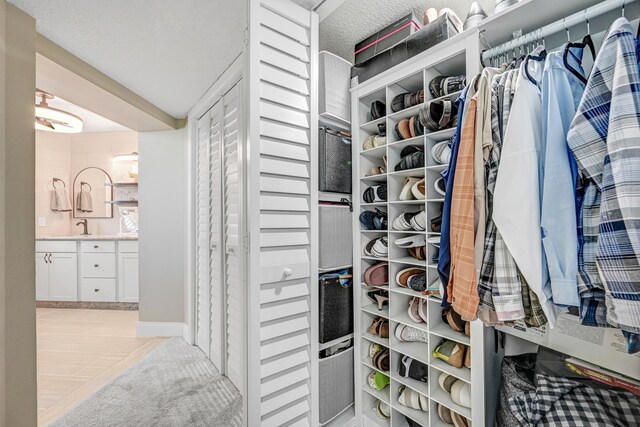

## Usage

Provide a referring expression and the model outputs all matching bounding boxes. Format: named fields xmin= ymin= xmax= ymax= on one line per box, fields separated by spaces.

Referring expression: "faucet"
xmin=76 ymin=219 xmax=89 ymax=235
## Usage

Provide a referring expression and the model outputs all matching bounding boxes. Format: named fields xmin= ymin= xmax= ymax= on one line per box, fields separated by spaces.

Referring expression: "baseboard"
xmin=136 ymin=321 xmax=186 ymax=337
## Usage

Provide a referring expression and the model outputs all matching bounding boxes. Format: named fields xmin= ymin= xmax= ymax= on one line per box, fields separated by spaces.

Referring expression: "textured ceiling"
xmin=10 ymin=0 xmax=244 ymax=119
xmin=320 ymin=0 xmax=496 ymax=62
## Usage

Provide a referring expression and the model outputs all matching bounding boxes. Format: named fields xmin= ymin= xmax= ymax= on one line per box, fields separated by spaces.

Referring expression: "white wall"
xmin=138 ymin=127 xmax=187 ymax=324
xmin=35 ymin=130 xmax=137 ymax=236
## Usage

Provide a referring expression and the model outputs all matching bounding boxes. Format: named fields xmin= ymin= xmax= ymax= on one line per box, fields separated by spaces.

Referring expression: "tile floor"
xmin=36 ymin=308 xmax=165 ymax=426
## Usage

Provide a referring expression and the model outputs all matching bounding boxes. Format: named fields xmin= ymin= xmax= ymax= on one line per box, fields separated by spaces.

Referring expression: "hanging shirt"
xmin=567 ymin=17 xmax=640 ymax=353
xmin=474 ymin=68 xmax=501 ymax=283
xmin=540 ymin=46 xmax=586 ymax=308
xmin=438 ymin=81 xmax=476 ymax=306
xmin=493 ymin=52 xmax=555 ymax=325
xmin=448 ymin=95 xmax=480 ymax=321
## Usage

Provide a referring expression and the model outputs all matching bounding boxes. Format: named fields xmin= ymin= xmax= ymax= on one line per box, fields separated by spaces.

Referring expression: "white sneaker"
xmin=395 ymin=324 xmax=429 ymax=343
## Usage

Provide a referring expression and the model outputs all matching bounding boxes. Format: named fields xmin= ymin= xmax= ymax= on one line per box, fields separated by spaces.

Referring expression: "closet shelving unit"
xmin=352 ymin=36 xmax=488 ymax=427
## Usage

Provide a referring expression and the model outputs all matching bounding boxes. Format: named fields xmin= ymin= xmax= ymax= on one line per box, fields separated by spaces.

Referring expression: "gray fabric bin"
xmin=319 ymin=127 xmax=352 ymax=194
xmin=319 ymin=347 xmax=354 ymax=425
xmin=319 ymin=204 xmax=352 ymax=270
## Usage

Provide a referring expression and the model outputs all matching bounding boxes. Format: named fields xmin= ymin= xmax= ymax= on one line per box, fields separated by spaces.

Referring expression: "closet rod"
xmin=481 ymin=0 xmax=636 ymax=61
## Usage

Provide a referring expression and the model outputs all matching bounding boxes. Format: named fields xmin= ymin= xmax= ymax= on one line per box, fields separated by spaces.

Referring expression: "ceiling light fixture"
xmin=35 ymin=90 xmax=83 ymax=133
xmin=113 ymin=152 xmax=139 ymax=162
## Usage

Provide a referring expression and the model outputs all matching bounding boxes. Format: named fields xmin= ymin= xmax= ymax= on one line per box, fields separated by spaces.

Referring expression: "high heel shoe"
xmin=367 ymin=289 xmax=389 ymax=310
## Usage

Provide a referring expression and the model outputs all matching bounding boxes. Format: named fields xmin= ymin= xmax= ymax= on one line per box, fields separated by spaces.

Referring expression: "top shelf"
xmin=106 ymin=182 xmax=138 ymax=187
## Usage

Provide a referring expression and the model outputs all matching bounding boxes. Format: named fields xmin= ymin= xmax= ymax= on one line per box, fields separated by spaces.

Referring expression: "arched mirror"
xmin=73 ymin=167 xmax=113 ymax=218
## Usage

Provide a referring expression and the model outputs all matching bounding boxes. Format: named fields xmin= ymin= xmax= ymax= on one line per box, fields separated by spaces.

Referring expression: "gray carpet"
xmin=50 ymin=338 xmax=242 ymax=427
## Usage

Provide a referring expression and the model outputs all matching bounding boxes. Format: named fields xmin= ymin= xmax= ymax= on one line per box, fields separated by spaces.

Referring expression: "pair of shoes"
xmin=399 ymin=177 xmax=425 ymax=201
xmin=359 ymin=209 xmax=387 ymax=230
xmin=431 ymin=140 xmax=452 ymax=164
xmin=398 ymin=385 xmax=428 ymax=412
xmin=373 ymin=401 xmax=390 ymax=419
xmin=364 ymin=236 xmax=388 ymax=258
xmin=366 ymin=155 xmax=388 ymax=176
xmin=368 ymin=371 xmax=390 ymax=391
xmin=391 ymin=90 xmax=425 ymax=113
xmin=438 ymin=372 xmax=471 ymax=408
xmin=362 ymin=134 xmax=386 ymax=150
xmin=393 ymin=210 xmax=426 ymax=231
xmin=364 ymin=262 xmax=388 ymax=287
xmin=442 ymin=307 xmax=471 ymax=336
xmin=420 ymin=99 xmax=458 ymax=132
xmin=395 ymin=146 xmax=425 ymax=171
xmin=408 ymin=246 xmax=427 ymax=261
xmin=423 ymin=7 xmax=464 ymax=33
xmin=437 ymin=402 xmax=471 ymax=426
xmin=434 ymin=177 xmax=446 ymax=197
xmin=367 ymin=289 xmax=389 ymax=310
xmin=408 ymin=297 xmax=429 ymax=323
xmin=369 ymin=343 xmax=389 ymax=371
xmin=428 ymin=236 xmax=440 ymax=248
xmin=431 ymin=214 xmax=442 ymax=232
xmin=428 ymin=75 xmax=467 ymax=99
xmin=395 ymin=234 xmax=426 ymax=249
xmin=324 ymin=338 xmax=351 ymax=357
xmin=363 ymin=184 xmax=387 ymax=203
xmin=371 ymin=100 xmax=385 ymax=120
xmin=432 ymin=339 xmax=471 ymax=369
xmin=399 ymin=355 xmax=429 ymax=382
xmin=395 ymin=115 xmax=424 ymax=141
xmin=395 ymin=324 xmax=428 ymax=343
xmin=369 ymin=316 xmax=389 ymax=338
xmin=396 ymin=267 xmax=426 ymax=291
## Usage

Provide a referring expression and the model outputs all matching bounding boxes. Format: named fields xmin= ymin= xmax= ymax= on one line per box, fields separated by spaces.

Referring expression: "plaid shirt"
xmin=449 ymin=96 xmax=480 ymax=321
xmin=567 ymin=18 xmax=640 ymax=350
xmin=510 ymin=374 xmax=640 ymax=426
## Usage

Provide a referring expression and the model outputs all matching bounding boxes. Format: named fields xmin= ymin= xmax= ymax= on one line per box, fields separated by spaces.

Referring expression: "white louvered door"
xmin=195 ymin=111 xmax=212 ymax=356
xmin=248 ymin=1 xmax=317 ymax=425
xmin=222 ymin=82 xmax=245 ymax=391
xmin=209 ymin=102 xmax=224 ymax=370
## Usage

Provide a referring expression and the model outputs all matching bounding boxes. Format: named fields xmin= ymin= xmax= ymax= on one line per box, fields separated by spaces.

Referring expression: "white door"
xmin=222 ymin=82 xmax=244 ymax=391
xmin=49 ymin=252 xmax=78 ymax=301
xmin=118 ymin=252 xmax=139 ymax=302
xmin=195 ymin=111 xmax=212 ymax=356
xmin=209 ymin=102 xmax=225 ymax=370
xmin=35 ymin=253 xmax=50 ymax=300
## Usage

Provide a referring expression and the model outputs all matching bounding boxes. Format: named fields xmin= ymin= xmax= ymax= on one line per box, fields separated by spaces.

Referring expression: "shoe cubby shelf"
xmin=353 ymin=49 xmax=479 ymax=427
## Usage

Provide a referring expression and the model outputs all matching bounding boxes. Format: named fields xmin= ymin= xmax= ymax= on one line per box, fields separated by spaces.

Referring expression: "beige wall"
xmin=0 ymin=2 xmax=38 ymax=426
xmin=35 ymin=130 xmax=138 ymax=237
xmin=138 ymin=128 xmax=187 ymax=324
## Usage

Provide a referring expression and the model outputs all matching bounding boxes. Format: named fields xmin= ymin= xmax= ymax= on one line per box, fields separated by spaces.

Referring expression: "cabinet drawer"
xmin=118 ymin=241 xmax=138 ymax=253
xmin=81 ymin=278 xmax=116 ymax=302
xmin=81 ymin=253 xmax=116 ymax=278
xmin=36 ymin=240 xmax=77 ymax=253
xmin=81 ymin=241 xmax=116 ymax=253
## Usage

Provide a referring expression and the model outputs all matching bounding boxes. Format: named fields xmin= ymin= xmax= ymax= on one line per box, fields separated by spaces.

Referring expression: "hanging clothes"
xmin=539 ymin=46 xmax=586 ymax=311
xmin=567 ymin=17 xmax=640 ymax=353
xmin=493 ymin=47 xmax=555 ymax=325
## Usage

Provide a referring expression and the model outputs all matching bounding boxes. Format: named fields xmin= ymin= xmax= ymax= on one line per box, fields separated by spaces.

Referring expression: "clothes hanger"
xmin=524 ymin=49 xmax=547 ymax=86
xmin=563 ymin=11 xmax=596 ymax=85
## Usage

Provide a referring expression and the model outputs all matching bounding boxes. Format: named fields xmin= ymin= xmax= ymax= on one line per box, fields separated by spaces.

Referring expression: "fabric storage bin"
xmin=319 ymin=127 xmax=352 ymax=194
xmin=319 ymin=272 xmax=353 ymax=343
xmin=319 ymin=51 xmax=352 ymax=124
xmin=319 ymin=347 xmax=354 ymax=424
xmin=319 ymin=203 xmax=353 ymax=269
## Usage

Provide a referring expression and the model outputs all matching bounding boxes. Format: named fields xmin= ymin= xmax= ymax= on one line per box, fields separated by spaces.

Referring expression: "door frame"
xmin=186 ymin=53 xmax=244 ymax=358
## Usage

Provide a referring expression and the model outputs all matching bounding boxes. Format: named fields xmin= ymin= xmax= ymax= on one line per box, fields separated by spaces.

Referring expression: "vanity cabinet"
xmin=35 ymin=240 xmax=79 ymax=301
xmin=35 ymin=239 xmax=138 ymax=303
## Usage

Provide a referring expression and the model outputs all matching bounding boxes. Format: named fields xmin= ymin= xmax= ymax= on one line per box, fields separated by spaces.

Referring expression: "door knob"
xmin=283 ymin=268 xmax=293 ymax=278
xmin=94 ymin=245 xmax=99 ymax=249
xmin=94 ymin=264 xmax=99 ymax=267
xmin=94 ymin=289 xmax=99 ymax=292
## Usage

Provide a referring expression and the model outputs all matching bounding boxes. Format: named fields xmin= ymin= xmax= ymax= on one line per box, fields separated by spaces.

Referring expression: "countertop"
xmin=36 ymin=235 xmax=138 ymax=241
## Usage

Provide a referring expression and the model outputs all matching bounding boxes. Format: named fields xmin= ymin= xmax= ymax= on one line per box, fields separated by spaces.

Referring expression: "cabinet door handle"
xmin=44 ymin=253 xmax=48 ymax=264
xmin=94 ymin=289 xmax=99 ymax=292
xmin=94 ymin=245 xmax=99 ymax=249
xmin=47 ymin=253 xmax=52 ymax=263
xmin=94 ymin=264 xmax=99 ymax=268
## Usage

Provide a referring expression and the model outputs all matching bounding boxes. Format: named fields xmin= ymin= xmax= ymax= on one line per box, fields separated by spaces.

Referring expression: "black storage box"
xmin=319 ymin=272 xmax=353 ymax=343
xmin=319 ymin=127 xmax=352 ymax=194
xmin=354 ymin=13 xmax=420 ymax=64
xmin=351 ymin=13 xmax=460 ymax=86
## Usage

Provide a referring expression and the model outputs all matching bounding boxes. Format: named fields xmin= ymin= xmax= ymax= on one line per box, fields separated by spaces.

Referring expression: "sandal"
xmin=408 ymin=246 xmax=427 ymax=260
xmin=397 ymin=386 xmax=428 ymax=411
xmin=367 ymin=289 xmax=389 ymax=310
xmin=374 ymin=401 xmax=390 ymax=419
xmin=396 ymin=267 xmax=426 ymax=287
xmin=400 ymin=177 xmax=421 ymax=201
xmin=364 ymin=262 xmax=388 ymax=287
xmin=368 ymin=371 xmax=390 ymax=391
xmin=411 ymin=178 xmax=426 ymax=200
xmin=408 ymin=297 xmax=425 ymax=323
xmin=369 ymin=317 xmax=389 ymax=338
xmin=363 ymin=184 xmax=387 ymax=203
xmin=372 ymin=348 xmax=390 ymax=371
